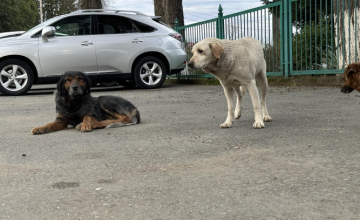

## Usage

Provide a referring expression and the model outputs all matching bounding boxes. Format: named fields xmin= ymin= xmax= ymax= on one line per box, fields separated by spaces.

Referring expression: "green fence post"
xmin=174 ymin=17 xmax=179 ymax=32
xmin=281 ymin=0 xmax=291 ymax=77
xmin=288 ymin=0 xmax=293 ymax=77
xmin=217 ymin=4 xmax=224 ymax=39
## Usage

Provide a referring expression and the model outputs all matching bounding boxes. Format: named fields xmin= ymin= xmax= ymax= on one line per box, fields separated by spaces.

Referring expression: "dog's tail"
xmin=240 ymin=86 xmax=246 ymax=96
xmin=106 ymin=109 xmax=140 ymax=128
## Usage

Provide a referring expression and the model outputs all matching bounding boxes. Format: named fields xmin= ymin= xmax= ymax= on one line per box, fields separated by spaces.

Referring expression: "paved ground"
xmin=0 ymin=83 xmax=359 ymax=220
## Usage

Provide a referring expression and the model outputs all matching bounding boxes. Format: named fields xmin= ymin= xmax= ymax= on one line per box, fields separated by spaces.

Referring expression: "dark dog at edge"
xmin=31 ymin=71 xmax=140 ymax=135
xmin=341 ymin=63 xmax=360 ymax=94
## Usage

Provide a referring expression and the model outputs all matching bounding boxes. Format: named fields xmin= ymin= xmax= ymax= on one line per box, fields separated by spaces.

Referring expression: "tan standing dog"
xmin=188 ymin=37 xmax=272 ymax=128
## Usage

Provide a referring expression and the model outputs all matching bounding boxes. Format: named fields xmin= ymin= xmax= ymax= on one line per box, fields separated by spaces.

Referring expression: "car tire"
xmin=0 ymin=59 xmax=34 ymax=96
xmin=133 ymin=56 xmax=167 ymax=89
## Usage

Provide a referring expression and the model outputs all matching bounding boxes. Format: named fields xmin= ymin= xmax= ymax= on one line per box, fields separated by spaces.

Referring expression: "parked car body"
xmin=0 ymin=10 xmax=187 ymax=95
xmin=0 ymin=31 xmax=25 ymax=39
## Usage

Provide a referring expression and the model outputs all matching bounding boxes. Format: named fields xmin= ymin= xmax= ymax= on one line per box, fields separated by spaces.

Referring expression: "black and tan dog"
xmin=341 ymin=63 xmax=360 ymax=94
xmin=31 ymin=71 xmax=140 ymax=134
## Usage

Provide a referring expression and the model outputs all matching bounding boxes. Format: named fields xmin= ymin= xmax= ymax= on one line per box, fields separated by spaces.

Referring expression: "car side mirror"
xmin=41 ymin=26 xmax=55 ymax=42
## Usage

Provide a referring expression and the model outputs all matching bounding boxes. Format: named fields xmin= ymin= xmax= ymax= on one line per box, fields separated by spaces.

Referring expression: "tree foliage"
xmin=261 ymin=0 xmax=332 ymax=28
xmin=36 ymin=0 xmax=108 ymax=23
xmin=0 ymin=0 xmax=38 ymax=32
xmin=292 ymin=0 xmax=333 ymax=28
xmin=36 ymin=0 xmax=77 ymax=21
xmin=293 ymin=21 xmax=337 ymax=70
xmin=261 ymin=0 xmax=337 ymax=69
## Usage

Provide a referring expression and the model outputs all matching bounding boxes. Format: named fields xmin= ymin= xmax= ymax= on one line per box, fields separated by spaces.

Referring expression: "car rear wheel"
xmin=133 ymin=57 xmax=167 ymax=89
xmin=0 ymin=59 xmax=34 ymax=96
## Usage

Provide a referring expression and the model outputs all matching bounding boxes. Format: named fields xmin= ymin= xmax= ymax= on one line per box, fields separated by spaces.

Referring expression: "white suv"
xmin=0 ymin=9 xmax=187 ymax=95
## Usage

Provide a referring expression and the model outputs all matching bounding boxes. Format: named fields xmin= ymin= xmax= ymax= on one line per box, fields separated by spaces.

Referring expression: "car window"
xmin=26 ymin=16 xmax=62 ymax=36
xmin=97 ymin=15 xmax=138 ymax=34
xmin=131 ymin=20 xmax=156 ymax=33
xmin=52 ymin=15 xmax=92 ymax=36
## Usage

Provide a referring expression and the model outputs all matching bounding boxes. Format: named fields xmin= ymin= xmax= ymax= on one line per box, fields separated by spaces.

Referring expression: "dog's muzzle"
xmin=69 ymin=84 xmax=83 ymax=96
xmin=187 ymin=61 xmax=195 ymax=69
xmin=341 ymin=86 xmax=353 ymax=94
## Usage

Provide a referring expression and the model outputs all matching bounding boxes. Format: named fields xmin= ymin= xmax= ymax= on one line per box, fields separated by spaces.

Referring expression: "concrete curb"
xmin=166 ymin=75 xmax=344 ymax=87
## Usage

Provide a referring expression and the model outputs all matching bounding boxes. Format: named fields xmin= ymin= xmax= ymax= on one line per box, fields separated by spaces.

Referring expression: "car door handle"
xmin=81 ymin=41 xmax=94 ymax=46
xmin=132 ymin=39 xmax=144 ymax=43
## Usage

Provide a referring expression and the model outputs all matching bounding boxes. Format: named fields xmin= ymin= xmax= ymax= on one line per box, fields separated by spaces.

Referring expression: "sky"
xmin=106 ymin=0 xmax=263 ymax=25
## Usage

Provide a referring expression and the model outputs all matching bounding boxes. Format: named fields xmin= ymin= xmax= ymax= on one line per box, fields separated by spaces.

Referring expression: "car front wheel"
xmin=0 ymin=59 xmax=34 ymax=96
xmin=133 ymin=57 xmax=167 ymax=89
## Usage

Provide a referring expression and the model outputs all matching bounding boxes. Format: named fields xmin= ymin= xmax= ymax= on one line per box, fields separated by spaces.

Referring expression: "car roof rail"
xmin=71 ymin=9 xmax=146 ymax=16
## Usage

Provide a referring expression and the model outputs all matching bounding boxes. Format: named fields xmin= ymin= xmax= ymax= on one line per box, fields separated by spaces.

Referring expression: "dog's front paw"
xmin=31 ymin=127 xmax=47 ymax=135
xmin=235 ymin=111 xmax=241 ymax=119
xmin=263 ymin=115 xmax=272 ymax=122
xmin=75 ymin=123 xmax=82 ymax=131
xmin=80 ymin=124 xmax=92 ymax=132
xmin=220 ymin=122 xmax=232 ymax=128
xmin=253 ymin=121 xmax=265 ymax=129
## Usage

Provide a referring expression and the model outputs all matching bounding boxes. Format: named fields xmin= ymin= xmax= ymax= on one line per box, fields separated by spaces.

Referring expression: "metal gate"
xmin=174 ymin=0 xmax=359 ymax=78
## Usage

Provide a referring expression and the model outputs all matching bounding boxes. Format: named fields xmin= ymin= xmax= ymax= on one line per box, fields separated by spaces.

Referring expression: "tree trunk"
xmin=154 ymin=0 xmax=184 ymax=28
xmin=154 ymin=0 xmax=164 ymax=18
xmin=333 ymin=0 xmax=360 ymax=67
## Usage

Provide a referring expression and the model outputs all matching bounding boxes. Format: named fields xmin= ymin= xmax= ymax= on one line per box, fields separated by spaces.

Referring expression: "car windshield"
xmin=22 ymin=16 xmax=62 ymax=35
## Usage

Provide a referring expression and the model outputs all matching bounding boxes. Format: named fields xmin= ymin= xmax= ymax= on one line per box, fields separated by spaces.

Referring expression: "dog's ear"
xmin=83 ymin=74 xmax=92 ymax=95
xmin=56 ymin=76 xmax=67 ymax=96
xmin=345 ymin=64 xmax=359 ymax=76
xmin=347 ymin=67 xmax=356 ymax=76
xmin=209 ymin=42 xmax=224 ymax=59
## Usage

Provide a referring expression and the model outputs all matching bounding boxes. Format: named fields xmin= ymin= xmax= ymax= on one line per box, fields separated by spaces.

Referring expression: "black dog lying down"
xmin=31 ymin=71 xmax=140 ymax=134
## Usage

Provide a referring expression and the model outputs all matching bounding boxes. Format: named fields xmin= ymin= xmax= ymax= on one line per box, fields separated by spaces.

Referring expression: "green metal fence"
xmin=174 ymin=0 xmax=359 ymax=78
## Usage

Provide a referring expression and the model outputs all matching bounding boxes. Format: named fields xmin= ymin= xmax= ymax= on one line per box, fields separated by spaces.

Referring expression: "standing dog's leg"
xmin=220 ymin=83 xmax=235 ymax=128
xmin=234 ymin=86 xmax=243 ymax=119
xmin=246 ymin=81 xmax=264 ymax=128
xmin=255 ymin=65 xmax=272 ymax=122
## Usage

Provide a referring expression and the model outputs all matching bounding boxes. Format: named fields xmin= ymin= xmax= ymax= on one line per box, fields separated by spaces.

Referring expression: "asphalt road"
xmin=0 ymin=83 xmax=359 ymax=220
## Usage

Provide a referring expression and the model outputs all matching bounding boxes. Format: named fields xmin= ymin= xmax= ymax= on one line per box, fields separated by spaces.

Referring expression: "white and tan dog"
xmin=188 ymin=37 xmax=272 ymax=128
